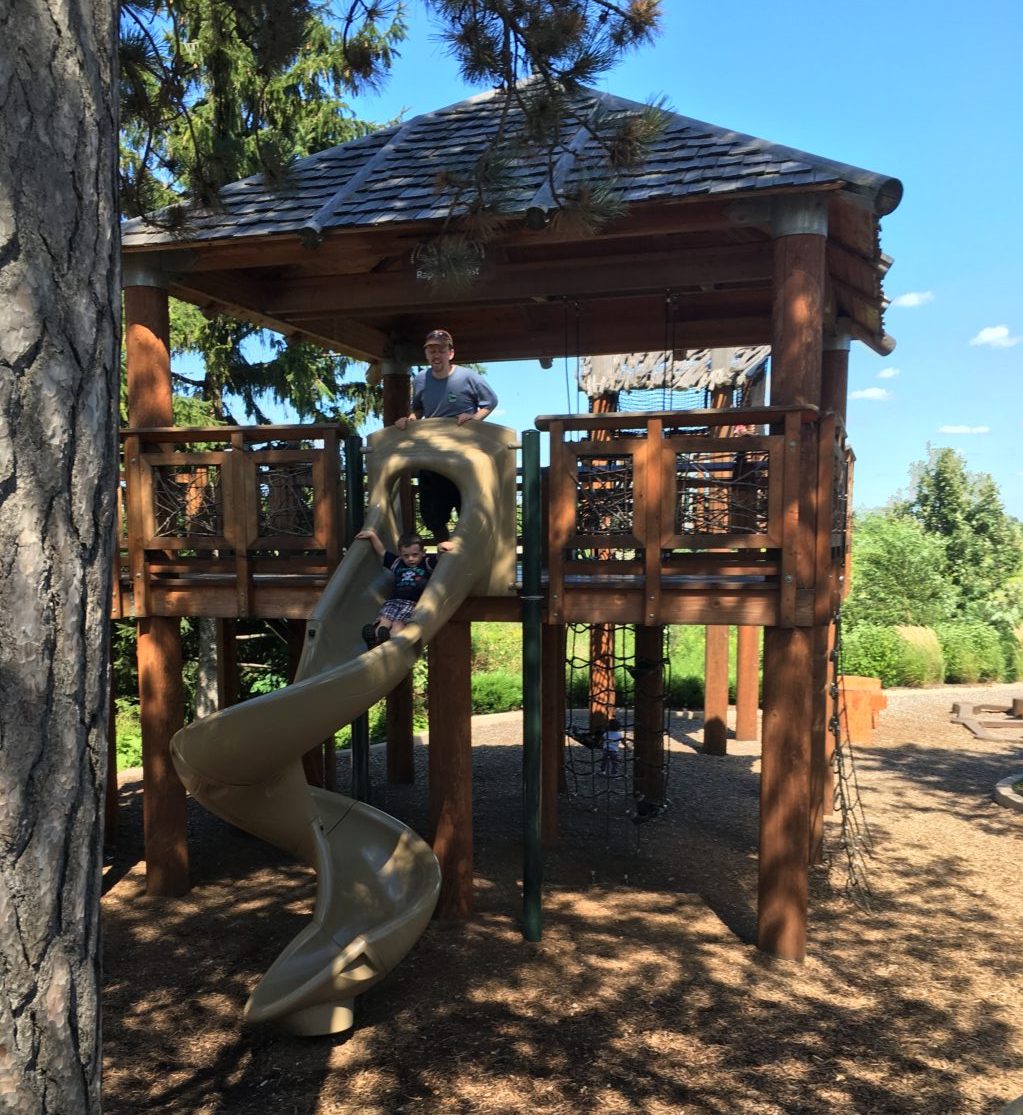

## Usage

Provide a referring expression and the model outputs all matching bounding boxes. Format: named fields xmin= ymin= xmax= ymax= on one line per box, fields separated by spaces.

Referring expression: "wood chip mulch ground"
xmin=102 ymin=684 xmax=1023 ymax=1114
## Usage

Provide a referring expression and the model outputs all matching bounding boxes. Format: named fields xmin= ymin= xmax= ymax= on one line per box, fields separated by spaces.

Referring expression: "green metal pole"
xmin=345 ymin=435 xmax=371 ymax=802
xmin=521 ymin=429 xmax=543 ymax=940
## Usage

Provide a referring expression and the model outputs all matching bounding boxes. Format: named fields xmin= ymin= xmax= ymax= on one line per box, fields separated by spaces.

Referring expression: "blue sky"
xmin=293 ymin=1 xmax=1023 ymax=516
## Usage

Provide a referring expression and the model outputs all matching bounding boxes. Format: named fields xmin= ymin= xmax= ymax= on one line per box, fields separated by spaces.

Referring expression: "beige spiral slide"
xmin=170 ymin=422 xmax=519 ymax=1035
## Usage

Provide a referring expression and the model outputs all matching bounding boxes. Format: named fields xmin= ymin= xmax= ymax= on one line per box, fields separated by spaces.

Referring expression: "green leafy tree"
xmin=901 ymin=447 xmax=1023 ymax=610
xmin=843 ymin=510 xmax=956 ymax=628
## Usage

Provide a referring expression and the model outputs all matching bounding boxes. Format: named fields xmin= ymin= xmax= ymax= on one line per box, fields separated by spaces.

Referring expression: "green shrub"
xmin=839 ymin=624 xmax=895 ymax=685
xmin=666 ymin=674 xmax=704 ymax=708
xmin=115 ymin=697 xmax=143 ymax=771
xmin=471 ymin=670 xmax=523 ymax=713
xmin=893 ymin=626 xmax=945 ymax=686
xmin=839 ymin=624 xmax=928 ymax=687
xmin=936 ymin=621 xmax=1006 ymax=683
xmin=1003 ymin=632 xmax=1023 ymax=682
xmin=471 ymin=622 xmax=522 ymax=672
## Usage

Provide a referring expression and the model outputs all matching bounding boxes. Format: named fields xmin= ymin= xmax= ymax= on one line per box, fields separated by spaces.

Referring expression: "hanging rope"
xmin=828 ymin=606 xmax=875 ymax=909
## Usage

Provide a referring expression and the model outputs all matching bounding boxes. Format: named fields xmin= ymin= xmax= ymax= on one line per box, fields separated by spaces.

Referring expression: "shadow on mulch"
xmin=102 ymin=718 xmax=1023 ymax=1115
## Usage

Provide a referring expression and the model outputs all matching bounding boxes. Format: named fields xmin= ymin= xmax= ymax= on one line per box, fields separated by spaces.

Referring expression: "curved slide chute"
xmin=171 ymin=422 xmax=519 ymax=1035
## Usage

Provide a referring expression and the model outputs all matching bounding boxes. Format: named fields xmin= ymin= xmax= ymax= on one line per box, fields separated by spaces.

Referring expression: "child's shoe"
xmin=376 ymin=627 xmax=390 ymax=643
xmin=361 ymin=623 xmax=378 ymax=649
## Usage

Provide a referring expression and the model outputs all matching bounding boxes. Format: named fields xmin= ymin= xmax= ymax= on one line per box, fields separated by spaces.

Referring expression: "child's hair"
xmin=607 ymin=718 xmax=621 ymax=730
xmin=397 ymin=531 xmax=426 ymax=550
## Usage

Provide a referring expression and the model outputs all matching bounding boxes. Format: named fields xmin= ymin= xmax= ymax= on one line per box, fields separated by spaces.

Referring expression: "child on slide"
xmin=356 ymin=527 xmax=452 ymax=648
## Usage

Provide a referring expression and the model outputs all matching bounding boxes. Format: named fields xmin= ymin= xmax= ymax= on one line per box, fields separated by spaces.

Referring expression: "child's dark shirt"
xmin=383 ymin=551 xmax=439 ymax=602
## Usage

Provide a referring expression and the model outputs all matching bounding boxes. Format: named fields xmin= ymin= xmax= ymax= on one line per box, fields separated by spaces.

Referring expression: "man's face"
xmin=400 ymin=543 xmax=426 ymax=567
xmin=424 ymin=342 xmax=453 ymax=369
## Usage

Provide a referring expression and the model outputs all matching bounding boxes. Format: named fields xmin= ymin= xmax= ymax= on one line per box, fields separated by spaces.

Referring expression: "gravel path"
xmin=102 ymin=683 xmax=1023 ymax=1114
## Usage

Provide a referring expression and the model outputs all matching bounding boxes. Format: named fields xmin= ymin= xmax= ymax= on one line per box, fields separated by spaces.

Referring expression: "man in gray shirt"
xmin=394 ymin=329 xmax=498 ymax=541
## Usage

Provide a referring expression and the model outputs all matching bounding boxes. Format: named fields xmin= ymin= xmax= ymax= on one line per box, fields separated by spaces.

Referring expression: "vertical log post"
xmin=381 ymin=358 xmax=416 ymax=784
xmin=216 ymin=619 xmax=240 ymax=709
xmin=124 ymin=267 xmax=189 ymax=896
xmin=757 ymin=196 xmax=827 ymax=960
xmin=735 ymin=625 xmax=760 ymax=741
xmin=703 ymin=378 xmax=733 ymax=755
xmin=633 ymin=625 xmax=666 ymax=806
xmin=703 ymin=626 xmax=730 ymax=755
xmin=428 ymin=619 xmax=474 ymax=919
xmin=137 ymin=614 xmax=188 ymax=895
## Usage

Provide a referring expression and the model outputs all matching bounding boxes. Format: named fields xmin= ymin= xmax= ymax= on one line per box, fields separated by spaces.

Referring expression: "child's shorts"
xmin=380 ymin=598 xmax=416 ymax=624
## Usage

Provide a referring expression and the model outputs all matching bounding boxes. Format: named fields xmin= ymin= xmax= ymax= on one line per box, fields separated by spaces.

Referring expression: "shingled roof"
xmin=121 ymin=83 xmax=902 ymax=365
xmin=122 ymin=85 xmax=901 ymax=249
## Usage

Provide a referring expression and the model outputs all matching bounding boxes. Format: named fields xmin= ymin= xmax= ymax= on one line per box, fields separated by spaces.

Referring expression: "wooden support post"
xmin=703 ymin=624 xmax=729 ymax=755
xmin=382 ymin=358 xmax=416 ymax=783
xmin=821 ymin=322 xmax=851 ymax=423
xmin=757 ymin=196 xmax=827 ymax=959
xmin=633 ymin=625 xmax=666 ymax=806
xmin=541 ymin=622 xmax=566 ymax=844
xmin=758 ymin=626 xmax=811 ymax=960
xmin=589 ymin=624 xmax=616 ymax=732
xmin=216 ymin=619 xmax=240 ymax=709
xmin=735 ymin=625 xmax=760 ymax=741
xmin=124 ymin=284 xmax=173 ymax=428
xmin=703 ymin=381 xmax=733 ymax=755
xmin=125 ymin=270 xmax=190 ymax=895
xmin=770 ymin=200 xmax=826 ymax=406
xmin=138 ymin=616 xmax=188 ymax=895
xmin=428 ymin=620 xmax=474 ymax=919
xmin=386 ymin=681 xmax=415 ymax=785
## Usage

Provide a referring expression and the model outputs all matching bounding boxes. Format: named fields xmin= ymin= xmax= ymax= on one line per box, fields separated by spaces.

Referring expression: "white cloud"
xmin=969 ymin=324 xmax=1021 ymax=348
xmin=891 ymin=291 xmax=934 ymax=308
xmin=849 ymin=387 xmax=892 ymax=401
xmin=938 ymin=425 xmax=990 ymax=435
xmin=877 ymin=367 xmax=900 ymax=379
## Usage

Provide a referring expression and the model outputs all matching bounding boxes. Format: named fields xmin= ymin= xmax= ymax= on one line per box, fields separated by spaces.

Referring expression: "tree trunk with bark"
xmin=0 ymin=1 xmax=119 ymax=1110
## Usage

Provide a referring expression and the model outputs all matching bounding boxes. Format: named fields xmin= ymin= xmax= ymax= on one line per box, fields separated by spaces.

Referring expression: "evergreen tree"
xmin=121 ymin=0 xmax=408 ymax=424
xmin=121 ymin=2 xmax=664 ymax=423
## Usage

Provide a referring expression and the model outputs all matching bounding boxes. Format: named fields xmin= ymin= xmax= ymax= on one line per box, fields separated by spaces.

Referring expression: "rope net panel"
xmin=563 ymin=623 xmax=673 ymax=849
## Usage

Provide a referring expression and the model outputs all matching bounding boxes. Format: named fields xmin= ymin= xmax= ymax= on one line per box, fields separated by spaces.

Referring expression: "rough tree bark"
xmin=0 ymin=1 xmax=119 ymax=1111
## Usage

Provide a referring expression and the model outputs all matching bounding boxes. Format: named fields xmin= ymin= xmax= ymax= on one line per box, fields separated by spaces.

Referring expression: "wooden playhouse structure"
xmin=117 ymin=85 xmax=902 ymax=961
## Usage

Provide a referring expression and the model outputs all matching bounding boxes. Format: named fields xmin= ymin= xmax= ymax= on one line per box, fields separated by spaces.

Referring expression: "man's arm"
xmin=455 ymin=372 xmax=498 ymax=425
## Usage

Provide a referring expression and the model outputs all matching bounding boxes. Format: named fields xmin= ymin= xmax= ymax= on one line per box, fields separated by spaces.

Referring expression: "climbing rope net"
xmin=563 ymin=622 xmax=673 ymax=847
xmin=828 ymin=613 xmax=875 ymax=909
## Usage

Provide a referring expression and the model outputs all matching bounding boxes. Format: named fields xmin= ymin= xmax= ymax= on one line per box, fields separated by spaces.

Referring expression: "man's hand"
xmin=394 ymin=415 xmax=415 ymax=430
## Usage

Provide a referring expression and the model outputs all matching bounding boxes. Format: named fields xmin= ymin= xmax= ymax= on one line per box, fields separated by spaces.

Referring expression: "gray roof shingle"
xmin=122 ymin=84 xmax=900 ymax=249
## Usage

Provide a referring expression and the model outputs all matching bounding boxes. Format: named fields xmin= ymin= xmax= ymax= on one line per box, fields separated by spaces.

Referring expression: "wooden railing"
xmin=536 ymin=406 xmax=849 ymax=628
xmin=115 ymin=424 xmax=345 ymax=619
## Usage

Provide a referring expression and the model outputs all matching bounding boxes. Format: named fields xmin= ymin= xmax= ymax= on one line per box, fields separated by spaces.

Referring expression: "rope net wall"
xmin=563 ymin=623 xmax=673 ymax=849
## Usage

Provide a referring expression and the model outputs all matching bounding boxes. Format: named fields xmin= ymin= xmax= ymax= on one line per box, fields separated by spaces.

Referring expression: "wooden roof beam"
xmin=258 ymin=243 xmax=773 ymax=317
xmin=168 ymin=281 xmax=387 ymax=361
